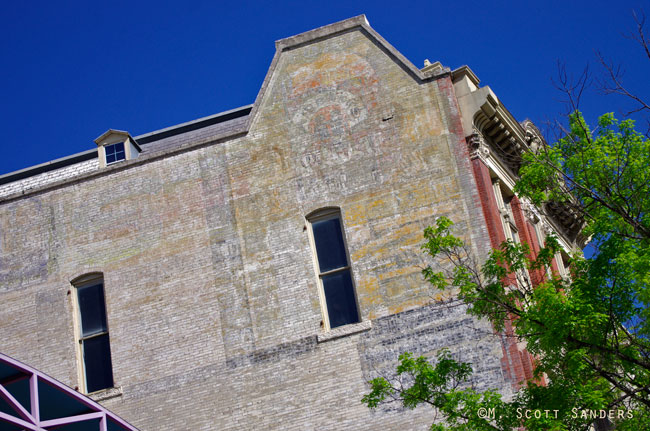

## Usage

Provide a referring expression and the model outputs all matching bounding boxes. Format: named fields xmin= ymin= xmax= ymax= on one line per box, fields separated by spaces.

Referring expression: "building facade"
xmin=0 ymin=16 xmax=582 ymax=430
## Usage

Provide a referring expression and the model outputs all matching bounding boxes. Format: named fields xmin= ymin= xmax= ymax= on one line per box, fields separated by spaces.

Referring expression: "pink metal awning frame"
xmin=0 ymin=352 xmax=138 ymax=431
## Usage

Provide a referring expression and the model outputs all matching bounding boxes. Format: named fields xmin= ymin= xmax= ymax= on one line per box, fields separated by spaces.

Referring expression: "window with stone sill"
xmin=307 ymin=208 xmax=360 ymax=330
xmin=71 ymin=274 xmax=115 ymax=394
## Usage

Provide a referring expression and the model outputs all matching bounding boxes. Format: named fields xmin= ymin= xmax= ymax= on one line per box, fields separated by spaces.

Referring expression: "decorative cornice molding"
xmin=541 ymin=220 xmax=555 ymax=236
xmin=467 ymin=132 xmax=490 ymax=162
xmin=520 ymin=199 xmax=539 ymax=224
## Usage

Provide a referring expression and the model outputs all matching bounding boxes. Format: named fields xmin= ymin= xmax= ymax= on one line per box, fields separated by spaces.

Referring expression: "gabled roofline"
xmin=273 ymin=15 xmax=439 ymax=81
xmin=246 ymin=14 xmax=450 ymax=131
xmin=94 ymin=129 xmax=143 ymax=153
xmin=1 ymin=15 xmax=435 ymax=194
xmin=94 ymin=129 xmax=131 ymax=144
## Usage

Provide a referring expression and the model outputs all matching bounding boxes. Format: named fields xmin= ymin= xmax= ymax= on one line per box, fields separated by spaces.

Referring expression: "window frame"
xmin=306 ymin=207 xmax=361 ymax=331
xmin=71 ymin=273 xmax=114 ymax=394
xmin=492 ymin=180 xmax=519 ymax=243
xmin=555 ymin=251 xmax=571 ymax=280
xmin=533 ymin=220 xmax=555 ymax=278
xmin=492 ymin=179 xmax=531 ymax=288
xmin=104 ymin=141 xmax=126 ymax=165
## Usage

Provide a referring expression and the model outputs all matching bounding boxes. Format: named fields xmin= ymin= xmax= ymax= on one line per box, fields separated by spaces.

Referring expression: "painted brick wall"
xmin=0 ymin=26 xmax=509 ymax=430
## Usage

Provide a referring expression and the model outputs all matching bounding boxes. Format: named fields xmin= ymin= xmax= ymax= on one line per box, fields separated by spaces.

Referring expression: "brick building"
xmin=0 ymin=16 xmax=582 ymax=430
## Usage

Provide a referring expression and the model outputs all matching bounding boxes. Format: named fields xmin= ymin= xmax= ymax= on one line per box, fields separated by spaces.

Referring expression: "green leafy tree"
xmin=363 ymin=19 xmax=650 ymax=428
xmin=364 ymin=113 xmax=650 ymax=430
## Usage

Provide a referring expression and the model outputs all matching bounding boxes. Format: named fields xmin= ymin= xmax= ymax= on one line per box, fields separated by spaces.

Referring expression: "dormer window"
xmin=105 ymin=142 xmax=126 ymax=165
xmin=94 ymin=129 xmax=141 ymax=168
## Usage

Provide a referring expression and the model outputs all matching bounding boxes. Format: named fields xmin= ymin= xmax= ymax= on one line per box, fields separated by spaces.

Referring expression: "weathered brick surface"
xmin=0 ymin=22 xmax=509 ymax=430
xmin=0 ymin=158 xmax=99 ymax=198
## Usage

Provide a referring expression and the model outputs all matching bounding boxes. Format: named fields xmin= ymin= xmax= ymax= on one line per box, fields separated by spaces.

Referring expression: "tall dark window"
xmin=74 ymin=275 xmax=114 ymax=393
xmin=105 ymin=142 xmax=126 ymax=165
xmin=308 ymin=208 xmax=360 ymax=329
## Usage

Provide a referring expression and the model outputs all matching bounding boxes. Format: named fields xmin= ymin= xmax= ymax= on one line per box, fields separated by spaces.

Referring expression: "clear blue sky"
xmin=1 ymin=0 xmax=647 ymax=176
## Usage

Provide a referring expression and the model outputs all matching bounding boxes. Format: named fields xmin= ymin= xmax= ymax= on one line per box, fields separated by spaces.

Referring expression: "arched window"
xmin=307 ymin=208 xmax=360 ymax=329
xmin=71 ymin=273 xmax=114 ymax=393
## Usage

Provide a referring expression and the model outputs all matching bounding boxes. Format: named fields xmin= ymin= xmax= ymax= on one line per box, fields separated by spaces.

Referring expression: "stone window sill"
xmin=88 ymin=386 xmax=123 ymax=402
xmin=317 ymin=320 xmax=372 ymax=343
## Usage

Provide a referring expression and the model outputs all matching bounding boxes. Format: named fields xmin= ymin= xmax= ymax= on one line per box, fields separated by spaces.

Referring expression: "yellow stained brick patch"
xmin=385 ymin=222 xmax=422 ymax=245
xmin=394 ymin=184 xmax=433 ymax=211
xmin=432 ymin=291 xmax=446 ymax=302
xmin=344 ymin=191 xmax=391 ymax=226
xmin=344 ymin=202 xmax=368 ymax=226
xmin=388 ymin=297 xmax=430 ymax=315
xmin=360 ymin=294 xmax=383 ymax=310
xmin=356 ymin=276 xmax=379 ymax=294
xmin=366 ymin=195 xmax=396 ymax=220
xmin=399 ymin=110 xmax=442 ymax=148
xmin=349 ymin=246 xmax=369 ymax=262
xmin=377 ymin=266 xmax=417 ymax=282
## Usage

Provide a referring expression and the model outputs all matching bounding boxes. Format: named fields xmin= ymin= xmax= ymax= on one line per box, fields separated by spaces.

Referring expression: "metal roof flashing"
xmin=0 ymin=105 xmax=252 ymax=186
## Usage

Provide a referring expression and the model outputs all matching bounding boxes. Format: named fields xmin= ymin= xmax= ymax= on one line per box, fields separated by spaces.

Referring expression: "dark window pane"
xmin=105 ymin=142 xmax=125 ymax=164
xmin=312 ymin=217 xmax=348 ymax=272
xmin=322 ymin=270 xmax=359 ymax=328
xmin=78 ymin=283 xmax=108 ymax=336
xmin=83 ymin=334 xmax=114 ymax=392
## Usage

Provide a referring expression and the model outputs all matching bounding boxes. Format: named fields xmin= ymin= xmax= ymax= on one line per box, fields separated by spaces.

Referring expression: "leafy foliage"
xmin=362 ymin=112 xmax=650 ymax=430
xmin=362 ymin=350 xmax=519 ymax=431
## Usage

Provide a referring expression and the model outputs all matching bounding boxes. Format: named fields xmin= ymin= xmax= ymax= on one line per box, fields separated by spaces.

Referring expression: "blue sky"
xmin=1 ymin=0 xmax=647 ymax=176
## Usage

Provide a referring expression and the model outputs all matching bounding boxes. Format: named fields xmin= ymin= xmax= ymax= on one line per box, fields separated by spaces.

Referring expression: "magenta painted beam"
xmin=30 ymin=373 xmax=40 ymax=423
xmin=40 ymin=411 xmax=104 ymax=427
xmin=0 ymin=382 xmax=36 ymax=422
xmin=0 ymin=410 xmax=40 ymax=430
xmin=0 ymin=352 xmax=139 ymax=430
